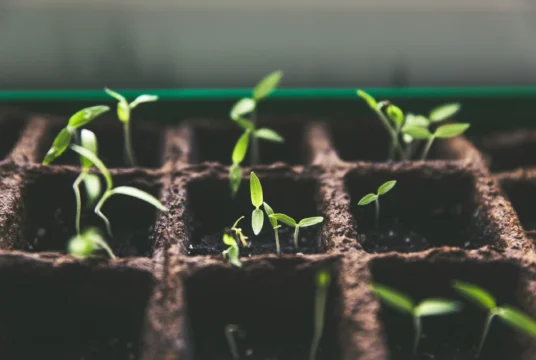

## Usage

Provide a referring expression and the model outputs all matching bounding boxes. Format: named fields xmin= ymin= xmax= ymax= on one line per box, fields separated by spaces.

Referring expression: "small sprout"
xmin=225 ymin=324 xmax=246 ymax=360
xmin=263 ymin=202 xmax=281 ymax=254
xmin=309 ymin=269 xmax=331 ymax=360
xmin=372 ymin=283 xmax=462 ymax=355
xmin=358 ymin=180 xmax=396 ymax=228
xmin=222 ymin=234 xmax=242 ymax=268
xmin=42 ymin=105 xmax=109 ymax=164
xmin=229 ymin=130 xmax=250 ymax=196
xmin=69 ymin=144 xmax=168 ymax=237
xmin=250 ymin=172 xmax=264 ymax=235
xmin=403 ymin=122 xmax=470 ymax=160
xmin=429 ymin=103 xmax=461 ymax=123
xmin=105 ymin=88 xmax=158 ymax=166
xmin=231 ymin=216 xmax=248 ymax=247
xmin=68 ymin=227 xmax=116 ymax=259
xmin=269 ymin=213 xmax=324 ymax=249
xmin=453 ymin=281 xmax=536 ymax=357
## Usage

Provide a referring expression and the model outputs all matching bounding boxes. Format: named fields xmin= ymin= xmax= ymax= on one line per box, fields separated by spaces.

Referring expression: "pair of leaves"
xmin=404 ymin=123 xmax=470 ymax=140
xmin=105 ymin=88 xmax=158 ymax=123
xmin=43 ymin=105 xmax=110 ymax=164
xmin=269 ymin=214 xmax=324 ymax=229
xmin=250 ymin=172 xmax=264 ymax=235
xmin=222 ymin=233 xmax=242 ymax=268
xmin=358 ymin=180 xmax=397 ymax=206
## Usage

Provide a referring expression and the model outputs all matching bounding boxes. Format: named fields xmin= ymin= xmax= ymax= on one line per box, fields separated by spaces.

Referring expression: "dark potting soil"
xmin=358 ymin=220 xmax=432 ymax=253
xmin=188 ymin=225 xmax=322 ymax=257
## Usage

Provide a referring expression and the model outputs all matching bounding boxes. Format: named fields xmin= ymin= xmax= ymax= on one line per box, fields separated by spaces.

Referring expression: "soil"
xmin=358 ymin=220 xmax=432 ymax=253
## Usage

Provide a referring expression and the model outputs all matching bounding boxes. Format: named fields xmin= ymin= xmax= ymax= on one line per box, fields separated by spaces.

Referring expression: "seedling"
xmin=230 ymin=216 xmax=248 ymax=247
xmin=269 ymin=213 xmax=324 ymax=249
xmin=229 ymin=71 xmax=284 ymax=194
xmin=250 ymin=172 xmax=264 ymax=235
xmin=224 ymin=324 xmax=246 ymax=360
xmin=453 ymin=281 xmax=536 ymax=357
xmin=403 ymin=122 xmax=470 ymax=160
xmin=309 ymin=269 xmax=331 ymax=360
xmin=358 ymin=180 xmax=396 ymax=228
xmin=68 ymin=227 xmax=116 ymax=259
xmin=69 ymin=144 xmax=168 ymax=237
xmin=105 ymin=88 xmax=158 ymax=166
xmin=222 ymin=233 xmax=242 ymax=268
xmin=73 ymin=129 xmax=102 ymax=235
xmin=371 ymin=283 xmax=462 ymax=355
xmin=42 ymin=105 xmax=109 ymax=164
xmin=263 ymin=202 xmax=281 ymax=254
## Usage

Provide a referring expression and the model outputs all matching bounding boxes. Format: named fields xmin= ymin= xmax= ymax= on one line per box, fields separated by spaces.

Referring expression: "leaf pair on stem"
xmin=358 ymin=180 xmax=396 ymax=228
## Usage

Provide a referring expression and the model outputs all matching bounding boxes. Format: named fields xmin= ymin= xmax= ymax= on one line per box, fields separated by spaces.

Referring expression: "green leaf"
xmin=68 ymin=233 xmax=95 ymax=258
xmin=252 ymin=208 xmax=264 ymax=235
xmin=377 ymin=180 xmax=396 ymax=196
xmin=253 ymin=70 xmax=283 ymax=101
xmin=80 ymin=129 xmax=98 ymax=168
xmin=43 ymin=127 xmax=73 ymax=164
xmin=497 ymin=306 xmax=536 ymax=338
xmin=223 ymin=233 xmax=237 ymax=246
xmin=298 ymin=217 xmax=324 ymax=227
xmin=104 ymin=87 xmax=127 ymax=103
xmin=117 ymin=102 xmax=130 ymax=123
xmin=250 ymin=172 xmax=263 ymax=208
xmin=403 ymin=133 xmax=414 ymax=144
xmin=453 ymin=281 xmax=496 ymax=310
xmin=263 ymin=202 xmax=277 ymax=228
xmin=235 ymin=118 xmax=255 ymax=131
xmin=109 ymin=186 xmax=168 ymax=212
xmin=230 ymin=98 xmax=256 ymax=121
xmin=254 ymin=128 xmax=284 ymax=143
xmin=232 ymin=131 xmax=250 ymax=164
xmin=387 ymin=105 xmax=404 ymax=127
xmin=225 ymin=245 xmax=242 ymax=268
xmin=229 ymin=164 xmax=242 ymax=197
xmin=70 ymin=144 xmax=113 ymax=190
xmin=404 ymin=113 xmax=430 ymax=129
xmin=429 ymin=103 xmax=461 ymax=123
xmin=83 ymin=174 xmax=102 ymax=205
xmin=357 ymin=89 xmax=377 ymax=109
xmin=232 ymin=216 xmax=245 ymax=230
xmin=371 ymin=283 xmax=414 ymax=314
xmin=130 ymin=94 xmax=158 ymax=108
xmin=316 ymin=270 xmax=331 ymax=287
xmin=68 ymin=105 xmax=110 ymax=128
xmin=270 ymin=213 xmax=297 ymax=227
xmin=415 ymin=299 xmax=462 ymax=317
xmin=403 ymin=126 xmax=432 ymax=140
xmin=435 ymin=123 xmax=470 ymax=139
xmin=358 ymin=193 xmax=378 ymax=206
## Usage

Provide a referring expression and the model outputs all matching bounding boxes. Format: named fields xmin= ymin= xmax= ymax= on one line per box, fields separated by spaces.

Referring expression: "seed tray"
xmin=0 ymin=107 xmax=534 ymax=360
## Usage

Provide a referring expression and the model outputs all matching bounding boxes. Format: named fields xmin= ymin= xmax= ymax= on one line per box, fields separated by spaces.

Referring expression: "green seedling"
xmin=69 ymin=144 xmax=168 ymax=237
xmin=263 ymin=202 xmax=282 ymax=254
xmin=42 ymin=105 xmax=109 ymax=164
xmin=269 ymin=213 xmax=324 ymax=249
xmin=229 ymin=71 xmax=284 ymax=194
xmin=68 ymin=227 xmax=116 ymax=259
xmin=222 ymin=233 xmax=242 ymax=268
xmin=230 ymin=216 xmax=248 ymax=247
xmin=371 ymin=283 xmax=462 ymax=355
xmin=73 ymin=129 xmax=102 ymax=235
xmin=105 ymin=88 xmax=158 ymax=166
xmin=224 ymin=324 xmax=246 ymax=360
xmin=403 ymin=122 xmax=469 ymax=161
xmin=453 ymin=281 xmax=536 ymax=357
xmin=358 ymin=180 xmax=396 ymax=228
xmin=309 ymin=269 xmax=331 ymax=360
xmin=250 ymin=172 xmax=264 ymax=235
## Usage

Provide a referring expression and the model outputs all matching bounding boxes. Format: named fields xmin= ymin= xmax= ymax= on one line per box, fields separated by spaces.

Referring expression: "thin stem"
xmin=225 ymin=325 xmax=245 ymax=360
xmin=421 ymin=136 xmax=435 ymax=161
xmin=274 ymin=228 xmax=281 ymax=254
xmin=375 ymin=198 xmax=380 ymax=228
xmin=309 ymin=278 xmax=328 ymax=360
xmin=375 ymin=108 xmax=406 ymax=161
xmin=476 ymin=312 xmax=496 ymax=358
xmin=413 ymin=315 xmax=421 ymax=356
xmin=95 ymin=191 xmax=113 ymax=238
xmin=72 ymin=173 xmax=85 ymax=235
xmin=250 ymin=110 xmax=259 ymax=165
xmin=294 ymin=226 xmax=300 ymax=249
xmin=93 ymin=237 xmax=117 ymax=259
xmin=124 ymin=121 xmax=137 ymax=166
xmin=389 ymin=125 xmax=402 ymax=160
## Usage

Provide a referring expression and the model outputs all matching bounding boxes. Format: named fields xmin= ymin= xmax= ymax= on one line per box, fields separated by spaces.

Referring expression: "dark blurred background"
xmin=1 ymin=0 xmax=536 ymax=90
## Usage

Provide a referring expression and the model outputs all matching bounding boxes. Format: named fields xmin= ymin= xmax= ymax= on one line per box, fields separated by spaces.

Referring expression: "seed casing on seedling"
xmin=358 ymin=180 xmax=396 ymax=228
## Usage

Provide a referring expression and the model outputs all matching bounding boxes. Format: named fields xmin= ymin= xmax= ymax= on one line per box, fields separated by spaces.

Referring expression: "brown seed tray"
xmin=0 ymin=109 xmax=535 ymax=360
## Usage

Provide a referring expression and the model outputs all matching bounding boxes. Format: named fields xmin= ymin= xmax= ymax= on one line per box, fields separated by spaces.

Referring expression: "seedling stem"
xmin=309 ymin=269 xmax=331 ymax=360
xmin=225 ymin=324 xmax=246 ymax=360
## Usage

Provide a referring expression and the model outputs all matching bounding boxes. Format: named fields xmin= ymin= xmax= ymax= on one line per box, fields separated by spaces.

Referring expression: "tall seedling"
xmin=105 ymin=88 xmax=158 ymax=166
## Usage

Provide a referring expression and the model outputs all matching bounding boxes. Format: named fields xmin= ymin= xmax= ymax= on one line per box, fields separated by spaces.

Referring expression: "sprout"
xmin=358 ymin=180 xmax=396 ymax=228
xmin=269 ymin=213 xmax=324 ymax=249
xmin=453 ymin=281 xmax=536 ymax=357
xmin=42 ymin=105 xmax=109 ymax=164
xmin=228 ymin=72 xmax=284 ymax=193
xmin=224 ymin=324 xmax=246 ymax=360
xmin=105 ymin=88 xmax=158 ymax=166
xmin=68 ymin=227 xmax=116 ymax=259
xmin=249 ymin=172 xmax=264 ymax=235
xmin=309 ymin=269 xmax=331 ymax=360
xmin=262 ymin=202 xmax=281 ymax=254
xmin=69 ymin=144 xmax=168 ymax=237
xmin=371 ymin=283 xmax=462 ymax=355
xmin=230 ymin=216 xmax=248 ymax=247
xmin=403 ymin=123 xmax=470 ymax=160
xmin=222 ymin=233 xmax=242 ymax=268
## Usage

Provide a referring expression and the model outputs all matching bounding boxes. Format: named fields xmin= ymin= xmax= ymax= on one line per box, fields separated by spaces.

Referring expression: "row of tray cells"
xmin=0 ymin=255 xmax=532 ymax=360
xmin=7 ymin=165 xmax=505 ymax=259
xmin=2 ymin=111 xmax=535 ymax=170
